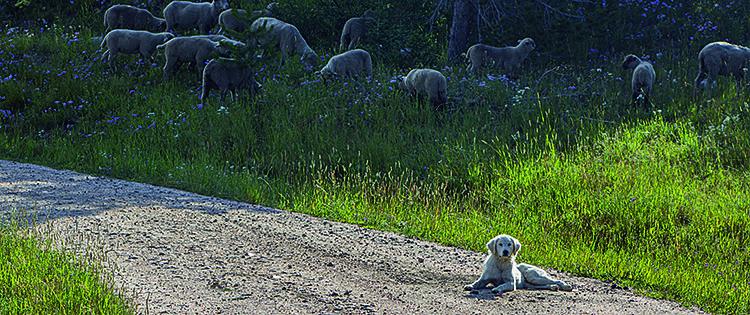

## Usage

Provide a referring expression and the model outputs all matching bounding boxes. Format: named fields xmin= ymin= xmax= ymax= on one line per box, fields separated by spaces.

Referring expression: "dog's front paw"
xmin=549 ymin=284 xmax=559 ymax=291
xmin=559 ymin=283 xmax=573 ymax=291
xmin=491 ymin=287 xmax=503 ymax=295
xmin=463 ymin=284 xmax=474 ymax=291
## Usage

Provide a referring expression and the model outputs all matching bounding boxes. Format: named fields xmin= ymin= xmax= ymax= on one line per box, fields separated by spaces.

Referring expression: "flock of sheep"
xmin=98 ymin=0 xmax=750 ymax=107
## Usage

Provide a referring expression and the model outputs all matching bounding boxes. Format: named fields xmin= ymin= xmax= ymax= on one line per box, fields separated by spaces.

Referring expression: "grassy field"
xmin=0 ymin=215 xmax=133 ymax=314
xmin=1 ymin=15 xmax=749 ymax=314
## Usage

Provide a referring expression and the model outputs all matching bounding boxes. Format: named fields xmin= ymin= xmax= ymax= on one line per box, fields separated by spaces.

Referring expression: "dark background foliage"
xmin=5 ymin=0 xmax=750 ymax=66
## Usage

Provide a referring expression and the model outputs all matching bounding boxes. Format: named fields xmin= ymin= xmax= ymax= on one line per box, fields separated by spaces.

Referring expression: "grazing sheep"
xmin=104 ymin=4 xmax=167 ymax=33
xmin=398 ymin=68 xmax=448 ymax=109
xmin=315 ymin=49 xmax=372 ymax=82
xmin=163 ymin=0 xmax=229 ymax=34
xmin=201 ymin=58 xmax=260 ymax=103
xmin=694 ymin=41 xmax=750 ymax=96
xmin=100 ymin=29 xmax=174 ymax=69
xmin=464 ymin=234 xmax=572 ymax=294
xmin=339 ymin=10 xmax=376 ymax=52
xmin=218 ymin=3 xmax=277 ymax=34
xmin=465 ymin=38 xmax=536 ymax=77
xmin=250 ymin=17 xmax=319 ymax=71
xmin=190 ymin=35 xmax=245 ymax=47
xmin=157 ymin=37 xmax=231 ymax=79
xmin=622 ymin=54 xmax=656 ymax=107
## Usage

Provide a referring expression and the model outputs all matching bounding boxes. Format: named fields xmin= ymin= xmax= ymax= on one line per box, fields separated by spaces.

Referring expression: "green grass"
xmin=0 ymin=216 xmax=133 ymax=314
xmin=1 ymin=23 xmax=749 ymax=313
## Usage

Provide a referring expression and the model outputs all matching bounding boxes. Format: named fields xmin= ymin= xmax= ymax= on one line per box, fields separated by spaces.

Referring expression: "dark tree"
xmin=447 ymin=0 xmax=477 ymax=62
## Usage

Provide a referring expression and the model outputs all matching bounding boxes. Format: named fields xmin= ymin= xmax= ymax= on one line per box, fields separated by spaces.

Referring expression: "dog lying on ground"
xmin=464 ymin=234 xmax=572 ymax=294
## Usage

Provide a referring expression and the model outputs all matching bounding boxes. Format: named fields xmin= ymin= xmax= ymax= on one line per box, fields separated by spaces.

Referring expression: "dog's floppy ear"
xmin=486 ymin=237 xmax=498 ymax=256
xmin=511 ymin=236 xmax=522 ymax=256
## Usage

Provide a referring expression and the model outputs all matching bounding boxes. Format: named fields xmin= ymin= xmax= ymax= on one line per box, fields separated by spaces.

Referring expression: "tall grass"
xmin=0 ymin=213 xmax=134 ymax=314
xmin=1 ymin=18 xmax=749 ymax=314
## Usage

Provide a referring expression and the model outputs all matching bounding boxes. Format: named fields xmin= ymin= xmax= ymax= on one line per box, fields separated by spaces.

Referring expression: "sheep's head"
xmin=301 ymin=51 xmax=320 ymax=72
xmin=518 ymin=38 xmax=535 ymax=52
xmin=363 ymin=9 xmax=376 ymax=19
xmin=266 ymin=2 xmax=278 ymax=12
xmin=161 ymin=33 xmax=175 ymax=43
xmin=149 ymin=18 xmax=167 ymax=32
xmin=396 ymin=75 xmax=407 ymax=90
xmin=213 ymin=0 xmax=230 ymax=11
xmin=214 ymin=42 xmax=231 ymax=57
xmin=315 ymin=68 xmax=338 ymax=83
xmin=622 ymin=54 xmax=641 ymax=70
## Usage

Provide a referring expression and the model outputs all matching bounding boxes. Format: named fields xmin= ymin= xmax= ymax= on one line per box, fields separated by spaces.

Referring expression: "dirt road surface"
xmin=0 ymin=160 xmax=704 ymax=314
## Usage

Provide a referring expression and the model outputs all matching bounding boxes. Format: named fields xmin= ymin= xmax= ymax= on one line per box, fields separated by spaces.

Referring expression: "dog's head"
xmin=487 ymin=234 xmax=521 ymax=259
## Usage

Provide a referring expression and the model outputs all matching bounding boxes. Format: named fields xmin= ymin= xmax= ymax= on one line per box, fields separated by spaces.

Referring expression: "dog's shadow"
xmin=464 ymin=289 xmax=499 ymax=300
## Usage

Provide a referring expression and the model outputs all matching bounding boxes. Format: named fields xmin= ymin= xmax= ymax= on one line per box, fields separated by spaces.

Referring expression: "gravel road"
xmin=0 ymin=160 xmax=704 ymax=314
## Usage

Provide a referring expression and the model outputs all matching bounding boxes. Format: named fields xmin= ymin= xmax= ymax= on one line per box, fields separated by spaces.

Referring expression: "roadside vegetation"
xmin=0 ymin=214 xmax=134 ymax=314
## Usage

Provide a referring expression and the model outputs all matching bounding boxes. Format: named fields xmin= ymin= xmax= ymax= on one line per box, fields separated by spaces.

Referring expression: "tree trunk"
xmin=447 ymin=0 xmax=476 ymax=62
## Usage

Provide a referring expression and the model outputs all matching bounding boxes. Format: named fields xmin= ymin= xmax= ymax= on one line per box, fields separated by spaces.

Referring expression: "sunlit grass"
xmin=0 ymin=215 xmax=134 ymax=314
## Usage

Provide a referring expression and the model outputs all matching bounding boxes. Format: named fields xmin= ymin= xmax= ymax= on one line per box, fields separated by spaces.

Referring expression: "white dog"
xmin=464 ymin=234 xmax=572 ymax=294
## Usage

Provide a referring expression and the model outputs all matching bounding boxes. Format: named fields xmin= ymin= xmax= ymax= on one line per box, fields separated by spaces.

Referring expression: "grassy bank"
xmin=1 ymin=22 xmax=749 ymax=314
xmin=0 ymin=216 xmax=133 ymax=314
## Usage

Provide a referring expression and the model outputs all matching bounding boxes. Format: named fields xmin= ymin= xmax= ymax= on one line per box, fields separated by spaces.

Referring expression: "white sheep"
xmin=163 ymin=0 xmax=229 ymax=34
xmin=250 ymin=17 xmax=319 ymax=71
xmin=157 ymin=37 xmax=231 ymax=79
xmin=100 ymin=29 xmax=174 ymax=69
xmin=694 ymin=41 xmax=750 ymax=96
xmin=339 ymin=10 xmax=376 ymax=52
xmin=622 ymin=54 xmax=656 ymax=106
xmin=201 ymin=58 xmax=260 ymax=103
xmin=315 ymin=49 xmax=372 ymax=82
xmin=104 ymin=4 xmax=166 ymax=33
xmin=398 ymin=68 xmax=448 ymax=109
xmin=465 ymin=38 xmax=536 ymax=77
xmin=217 ymin=3 xmax=277 ymax=34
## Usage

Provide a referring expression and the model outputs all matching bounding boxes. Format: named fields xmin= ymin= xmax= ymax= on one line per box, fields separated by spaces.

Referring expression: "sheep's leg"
xmin=733 ymin=71 xmax=745 ymax=97
xmin=278 ymin=45 xmax=288 ymax=69
xmin=101 ymin=49 xmax=110 ymax=63
xmin=220 ymin=89 xmax=227 ymax=103
xmin=339 ymin=33 xmax=349 ymax=52
xmin=200 ymin=84 xmax=210 ymax=103
xmin=163 ymin=58 xmax=176 ymax=80
xmin=348 ymin=35 xmax=358 ymax=50
xmin=108 ymin=51 xmax=117 ymax=70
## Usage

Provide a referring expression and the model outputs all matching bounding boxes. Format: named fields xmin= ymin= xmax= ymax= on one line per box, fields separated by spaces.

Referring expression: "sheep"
xmin=465 ymin=38 xmax=536 ymax=77
xmin=339 ymin=10 xmax=376 ymax=52
xmin=201 ymin=58 xmax=261 ymax=103
xmin=100 ymin=29 xmax=174 ymax=69
xmin=398 ymin=68 xmax=448 ymax=109
xmin=694 ymin=41 xmax=750 ymax=97
xmin=217 ymin=2 xmax=277 ymax=34
xmin=104 ymin=4 xmax=167 ymax=33
xmin=250 ymin=17 xmax=319 ymax=71
xmin=163 ymin=0 xmax=229 ymax=34
xmin=190 ymin=35 xmax=246 ymax=48
xmin=156 ymin=37 xmax=231 ymax=79
xmin=315 ymin=49 xmax=372 ymax=82
xmin=622 ymin=54 xmax=656 ymax=107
